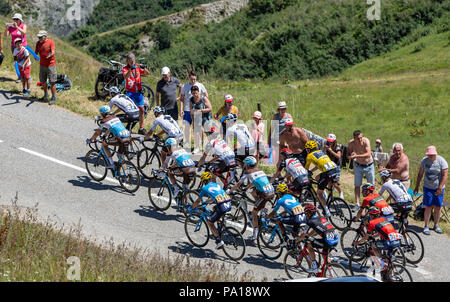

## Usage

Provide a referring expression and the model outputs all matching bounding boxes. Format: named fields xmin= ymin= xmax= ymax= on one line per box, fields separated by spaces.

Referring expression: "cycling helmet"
xmin=243 ymin=156 xmax=257 ymax=167
xmin=276 ymin=183 xmax=288 ymax=193
xmin=368 ymin=206 xmax=381 ymax=217
xmin=108 ymin=86 xmax=120 ymax=95
xmin=226 ymin=113 xmax=237 ymax=122
xmin=164 ymin=138 xmax=177 ymax=148
xmin=304 ymin=140 xmax=318 ymax=150
xmin=304 ymin=204 xmax=318 ymax=215
xmin=99 ymin=105 xmax=110 ymax=115
xmin=362 ymin=183 xmax=375 ymax=193
xmin=280 ymin=148 xmax=293 ymax=158
xmin=379 ymin=170 xmax=392 ymax=179
xmin=153 ymin=106 xmax=165 ymax=115
xmin=200 ymin=172 xmax=213 ymax=182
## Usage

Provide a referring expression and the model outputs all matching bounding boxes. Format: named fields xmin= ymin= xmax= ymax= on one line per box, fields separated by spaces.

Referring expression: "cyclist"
xmin=189 ymin=172 xmax=232 ymax=249
xmin=379 ymin=170 xmax=413 ymax=225
xmin=107 ymin=86 xmax=140 ymax=132
xmin=297 ymin=204 xmax=339 ymax=273
xmin=273 ymin=148 xmax=310 ymax=193
xmin=86 ymin=105 xmax=131 ymax=168
xmin=354 ymin=206 xmax=403 ymax=277
xmin=228 ymin=156 xmax=275 ymax=240
xmin=140 ymin=106 xmax=183 ymax=164
xmin=354 ymin=183 xmax=395 ymax=224
xmin=263 ymin=183 xmax=307 ymax=246
xmin=163 ymin=138 xmax=196 ymax=197
xmin=197 ymin=126 xmax=237 ymax=185
xmin=224 ymin=114 xmax=256 ymax=166
xmin=304 ymin=140 xmax=340 ymax=218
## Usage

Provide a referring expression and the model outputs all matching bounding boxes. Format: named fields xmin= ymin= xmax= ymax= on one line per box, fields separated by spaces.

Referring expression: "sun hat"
xmin=278 ymin=101 xmax=287 ymax=109
xmin=326 ymin=134 xmax=337 ymax=142
xmin=376 ymin=139 xmax=382 ymax=143
xmin=14 ymin=37 xmax=22 ymax=44
xmin=161 ymin=66 xmax=170 ymax=75
xmin=253 ymin=111 xmax=262 ymax=119
xmin=37 ymin=30 xmax=48 ymax=37
xmin=224 ymin=94 xmax=233 ymax=103
xmin=425 ymin=146 xmax=437 ymax=156
xmin=12 ymin=13 xmax=23 ymax=21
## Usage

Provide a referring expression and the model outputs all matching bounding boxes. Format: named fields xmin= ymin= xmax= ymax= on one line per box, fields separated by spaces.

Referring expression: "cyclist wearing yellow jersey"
xmin=304 ymin=140 xmax=340 ymax=218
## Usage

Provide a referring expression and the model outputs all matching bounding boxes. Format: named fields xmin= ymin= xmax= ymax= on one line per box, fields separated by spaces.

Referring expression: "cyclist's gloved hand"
xmin=86 ymin=138 xmax=91 ymax=145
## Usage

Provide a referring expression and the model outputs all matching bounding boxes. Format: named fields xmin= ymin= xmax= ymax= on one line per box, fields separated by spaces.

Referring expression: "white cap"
xmin=12 ymin=13 xmax=23 ymax=21
xmin=224 ymin=94 xmax=233 ymax=102
xmin=376 ymin=139 xmax=381 ymax=143
xmin=326 ymin=134 xmax=337 ymax=142
xmin=161 ymin=66 xmax=170 ymax=75
xmin=14 ymin=37 xmax=22 ymax=44
xmin=278 ymin=101 xmax=287 ymax=109
xmin=253 ymin=111 xmax=262 ymax=119
xmin=37 ymin=30 xmax=48 ymax=37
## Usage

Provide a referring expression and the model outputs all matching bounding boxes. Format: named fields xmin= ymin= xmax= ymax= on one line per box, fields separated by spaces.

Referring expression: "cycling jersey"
xmin=109 ymin=94 xmax=139 ymax=114
xmin=240 ymin=170 xmax=274 ymax=194
xmin=280 ymin=158 xmax=309 ymax=183
xmin=362 ymin=193 xmax=394 ymax=217
xmin=122 ymin=66 xmax=144 ymax=93
xmin=379 ymin=179 xmax=413 ymax=204
xmin=99 ymin=115 xmax=130 ymax=138
xmin=151 ymin=115 xmax=182 ymax=138
xmin=305 ymin=150 xmax=337 ymax=173
xmin=225 ymin=123 xmax=255 ymax=150
xmin=306 ymin=215 xmax=339 ymax=246
xmin=199 ymin=182 xmax=231 ymax=204
xmin=166 ymin=149 xmax=195 ymax=168
xmin=273 ymin=194 xmax=305 ymax=217
xmin=367 ymin=217 xmax=402 ymax=242
xmin=204 ymin=139 xmax=235 ymax=165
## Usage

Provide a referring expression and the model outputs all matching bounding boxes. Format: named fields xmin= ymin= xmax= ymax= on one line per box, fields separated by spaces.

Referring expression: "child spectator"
xmin=13 ymin=37 xmax=31 ymax=96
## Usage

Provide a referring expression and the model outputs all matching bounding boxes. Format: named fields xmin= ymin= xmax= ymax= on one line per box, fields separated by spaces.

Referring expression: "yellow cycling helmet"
xmin=304 ymin=140 xmax=318 ymax=150
xmin=276 ymin=183 xmax=288 ymax=193
xmin=200 ymin=172 xmax=213 ymax=182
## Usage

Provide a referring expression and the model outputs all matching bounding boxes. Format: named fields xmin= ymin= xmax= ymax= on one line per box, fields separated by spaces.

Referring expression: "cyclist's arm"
xmin=89 ymin=128 xmax=103 ymax=142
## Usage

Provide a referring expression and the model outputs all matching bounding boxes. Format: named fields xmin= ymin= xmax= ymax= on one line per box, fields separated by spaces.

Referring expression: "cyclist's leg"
xmin=317 ymin=173 xmax=331 ymax=216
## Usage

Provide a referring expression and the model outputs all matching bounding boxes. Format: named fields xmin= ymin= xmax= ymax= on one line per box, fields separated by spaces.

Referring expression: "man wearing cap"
xmin=381 ymin=143 xmax=410 ymax=190
xmin=413 ymin=146 xmax=448 ymax=235
xmin=156 ymin=66 xmax=182 ymax=121
xmin=324 ymin=134 xmax=344 ymax=199
xmin=279 ymin=117 xmax=309 ymax=166
xmin=122 ymin=52 xmax=150 ymax=135
xmin=35 ymin=30 xmax=57 ymax=105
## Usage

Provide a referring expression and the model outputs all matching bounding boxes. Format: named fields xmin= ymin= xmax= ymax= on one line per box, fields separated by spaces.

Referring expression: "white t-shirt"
xmin=225 ymin=123 xmax=255 ymax=150
xmin=151 ymin=115 xmax=182 ymax=138
xmin=379 ymin=179 xmax=412 ymax=203
xmin=13 ymin=47 xmax=31 ymax=68
xmin=109 ymin=94 xmax=139 ymax=114
xmin=204 ymin=138 xmax=235 ymax=163
xmin=181 ymin=82 xmax=207 ymax=112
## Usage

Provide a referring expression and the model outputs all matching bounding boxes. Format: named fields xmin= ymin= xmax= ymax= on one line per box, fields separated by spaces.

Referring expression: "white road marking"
xmin=17 ymin=147 xmax=119 ymax=185
xmin=414 ymin=267 xmax=434 ymax=280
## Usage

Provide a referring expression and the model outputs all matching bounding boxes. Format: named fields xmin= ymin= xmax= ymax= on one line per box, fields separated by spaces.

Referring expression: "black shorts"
xmin=317 ymin=168 xmax=340 ymax=190
xmin=212 ymin=160 xmax=236 ymax=175
xmin=289 ymin=175 xmax=310 ymax=192
xmin=209 ymin=201 xmax=232 ymax=223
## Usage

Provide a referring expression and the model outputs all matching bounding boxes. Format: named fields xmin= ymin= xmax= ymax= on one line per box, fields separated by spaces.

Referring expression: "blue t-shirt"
xmin=199 ymin=182 xmax=231 ymax=204
xmin=273 ymin=194 xmax=305 ymax=217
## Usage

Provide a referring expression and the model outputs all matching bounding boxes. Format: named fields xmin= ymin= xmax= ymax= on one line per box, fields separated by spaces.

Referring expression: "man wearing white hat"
xmin=156 ymin=66 xmax=182 ymax=121
xmin=267 ymin=101 xmax=293 ymax=147
xmin=35 ymin=29 xmax=57 ymax=105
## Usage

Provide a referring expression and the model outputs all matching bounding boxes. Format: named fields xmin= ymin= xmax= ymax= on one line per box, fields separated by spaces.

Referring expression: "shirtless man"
xmin=347 ymin=130 xmax=375 ymax=208
xmin=279 ymin=117 xmax=309 ymax=166
xmin=380 ymin=142 xmax=410 ymax=190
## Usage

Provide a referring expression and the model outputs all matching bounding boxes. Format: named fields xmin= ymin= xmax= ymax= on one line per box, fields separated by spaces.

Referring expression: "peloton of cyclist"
xmin=163 ymin=138 xmax=196 ymax=198
xmin=107 ymin=86 xmax=140 ymax=132
xmin=354 ymin=183 xmax=395 ymax=224
xmin=228 ymin=156 xmax=275 ymax=240
xmin=263 ymin=183 xmax=307 ymax=246
xmin=273 ymin=148 xmax=310 ymax=193
xmin=86 ymin=105 xmax=131 ymax=169
xmin=189 ymin=172 xmax=232 ymax=249
xmin=197 ymin=126 xmax=237 ymax=185
xmin=304 ymin=140 xmax=340 ymax=218
xmin=224 ymin=113 xmax=256 ymax=165
xmin=379 ymin=170 xmax=413 ymax=224
xmin=297 ymin=204 xmax=339 ymax=273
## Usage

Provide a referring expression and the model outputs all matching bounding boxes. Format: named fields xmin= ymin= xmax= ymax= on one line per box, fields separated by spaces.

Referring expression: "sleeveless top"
xmin=190 ymin=95 xmax=212 ymax=124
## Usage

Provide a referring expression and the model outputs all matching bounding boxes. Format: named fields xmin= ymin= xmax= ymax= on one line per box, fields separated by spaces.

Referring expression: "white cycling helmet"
xmin=108 ymin=86 xmax=120 ymax=95
xmin=164 ymin=138 xmax=177 ymax=148
xmin=153 ymin=106 xmax=165 ymax=115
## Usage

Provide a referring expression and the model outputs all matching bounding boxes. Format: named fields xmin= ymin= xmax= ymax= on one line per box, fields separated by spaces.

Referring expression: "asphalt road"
xmin=0 ymin=89 xmax=449 ymax=282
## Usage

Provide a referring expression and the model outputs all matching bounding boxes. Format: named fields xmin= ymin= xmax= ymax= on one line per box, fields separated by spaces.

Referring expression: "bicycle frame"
xmin=295 ymin=241 xmax=334 ymax=278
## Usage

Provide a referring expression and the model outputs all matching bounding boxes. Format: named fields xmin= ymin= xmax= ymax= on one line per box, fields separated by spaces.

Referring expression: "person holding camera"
xmin=122 ymin=52 xmax=150 ymax=135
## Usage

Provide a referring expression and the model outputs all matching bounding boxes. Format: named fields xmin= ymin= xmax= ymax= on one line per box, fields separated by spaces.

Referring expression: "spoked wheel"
xmin=117 ymin=160 xmax=140 ymax=193
xmin=221 ymin=226 xmax=246 ymax=261
xmin=386 ymin=263 xmax=413 ymax=282
xmin=141 ymin=83 xmax=155 ymax=110
xmin=179 ymin=190 xmax=200 ymax=218
xmin=184 ymin=213 xmax=210 ymax=248
xmin=283 ymin=249 xmax=311 ymax=280
xmin=340 ymin=228 xmax=366 ymax=260
xmin=225 ymin=203 xmax=247 ymax=234
xmin=137 ymin=149 xmax=161 ymax=179
xmin=401 ymin=229 xmax=424 ymax=265
xmin=327 ymin=197 xmax=352 ymax=231
xmin=257 ymin=223 xmax=284 ymax=260
xmin=85 ymin=150 xmax=108 ymax=181
xmin=148 ymin=178 xmax=172 ymax=211
xmin=323 ymin=262 xmax=349 ymax=279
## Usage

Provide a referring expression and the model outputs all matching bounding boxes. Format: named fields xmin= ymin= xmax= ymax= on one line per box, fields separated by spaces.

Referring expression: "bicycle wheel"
xmin=184 ymin=213 xmax=210 ymax=248
xmin=95 ymin=77 xmax=112 ymax=100
xmin=283 ymin=249 xmax=311 ymax=279
xmin=441 ymin=204 xmax=450 ymax=222
xmin=148 ymin=178 xmax=172 ymax=211
xmin=137 ymin=149 xmax=161 ymax=179
xmin=141 ymin=83 xmax=155 ymax=110
xmin=348 ymin=252 xmax=376 ymax=277
xmin=257 ymin=224 xmax=284 ymax=260
xmin=323 ymin=262 xmax=349 ymax=279
xmin=388 ymin=247 xmax=406 ymax=268
xmin=300 ymin=187 xmax=316 ymax=205
xmin=85 ymin=150 xmax=108 ymax=181
xmin=340 ymin=228 xmax=366 ymax=260
xmin=117 ymin=160 xmax=140 ymax=193
xmin=225 ymin=205 xmax=247 ymax=234
xmin=179 ymin=190 xmax=200 ymax=218
xmin=388 ymin=263 xmax=413 ymax=282
xmin=221 ymin=226 xmax=246 ymax=261
xmin=400 ymin=229 xmax=424 ymax=265
xmin=327 ymin=197 xmax=352 ymax=231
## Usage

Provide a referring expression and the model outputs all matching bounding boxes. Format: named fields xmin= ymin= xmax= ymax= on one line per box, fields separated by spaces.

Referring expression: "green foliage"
xmin=248 ymin=0 xmax=295 ymax=16
xmin=0 ymin=0 xmax=11 ymax=15
xmin=152 ymin=21 xmax=177 ymax=50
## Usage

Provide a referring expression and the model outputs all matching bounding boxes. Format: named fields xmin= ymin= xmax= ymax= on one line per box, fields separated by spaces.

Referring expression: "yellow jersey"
xmin=305 ymin=150 xmax=337 ymax=173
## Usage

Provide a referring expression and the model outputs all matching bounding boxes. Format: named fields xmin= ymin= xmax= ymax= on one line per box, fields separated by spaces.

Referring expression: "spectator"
xmin=190 ymin=85 xmax=212 ymax=154
xmin=347 ymin=130 xmax=375 ymax=208
xmin=0 ymin=33 xmax=4 ymax=66
xmin=35 ymin=30 xmax=57 ymax=105
xmin=381 ymin=142 xmax=410 ymax=190
xmin=4 ymin=14 xmax=28 ymax=81
xmin=122 ymin=52 xmax=150 ymax=135
xmin=214 ymin=94 xmax=239 ymax=137
xmin=156 ymin=66 xmax=182 ymax=121
xmin=250 ymin=111 xmax=265 ymax=160
xmin=324 ymin=133 xmax=344 ymax=199
xmin=12 ymin=38 xmax=31 ymax=96
xmin=268 ymin=101 xmax=293 ymax=147
xmin=413 ymin=146 xmax=448 ymax=235
xmin=375 ymin=139 xmax=383 ymax=153
xmin=180 ymin=70 xmax=208 ymax=147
